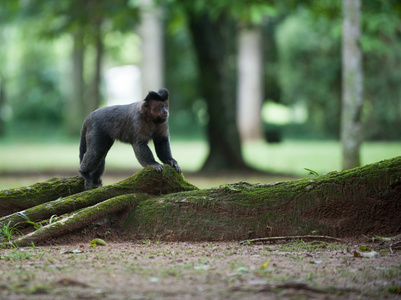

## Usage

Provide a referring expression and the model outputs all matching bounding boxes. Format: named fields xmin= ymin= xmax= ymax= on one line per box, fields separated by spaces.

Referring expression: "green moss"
xmin=0 ymin=176 xmax=85 ymax=215
xmin=115 ymin=165 xmax=198 ymax=195
xmin=122 ymin=156 xmax=401 ymax=240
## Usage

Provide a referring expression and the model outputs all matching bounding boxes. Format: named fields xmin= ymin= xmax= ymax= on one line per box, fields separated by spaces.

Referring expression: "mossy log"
xmin=0 ymin=176 xmax=85 ymax=217
xmin=8 ymin=193 xmax=149 ymax=247
xmin=125 ymin=157 xmax=401 ymax=240
xmin=0 ymin=166 xmax=198 ymax=230
xmin=1 ymin=157 xmax=401 ymax=247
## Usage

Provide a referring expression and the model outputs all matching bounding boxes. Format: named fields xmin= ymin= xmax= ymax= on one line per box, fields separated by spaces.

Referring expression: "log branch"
xmin=240 ymin=235 xmax=343 ymax=245
xmin=0 ymin=176 xmax=85 ymax=217
xmin=1 ymin=193 xmax=149 ymax=248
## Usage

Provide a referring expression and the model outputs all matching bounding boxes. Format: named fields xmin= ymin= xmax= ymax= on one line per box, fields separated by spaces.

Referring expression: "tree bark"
xmin=126 ymin=157 xmax=401 ymax=240
xmin=66 ymin=31 xmax=86 ymax=136
xmin=237 ymin=25 xmax=264 ymax=141
xmin=87 ymin=19 xmax=104 ymax=115
xmin=0 ymin=167 xmax=197 ymax=228
xmin=1 ymin=157 xmax=400 ymax=248
xmin=187 ymin=12 xmax=249 ymax=172
xmin=0 ymin=73 xmax=5 ymax=136
xmin=341 ymin=0 xmax=363 ymax=169
xmin=138 ymin=0 xmax=164 ymax=94
xmin=0 ymin=176 xmax=85 ymax=217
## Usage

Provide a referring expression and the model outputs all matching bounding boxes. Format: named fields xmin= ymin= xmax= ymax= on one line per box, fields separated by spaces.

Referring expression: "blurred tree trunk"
xmin=0 ymin=74 xmax=5 ymax=136
xmin=67 ymin=31 xmax=86 ymax=136
xmin=341 ymin=0 xmax=363 ymax=169
xmin=237 ymin=25 xmax=264 ymax=141
xmin=87 ymin=19 xmax=104 ymax=115
xmin=138 ymin=0 xmax=164 ymax=94
xmin=187 ymin=12 xmax=249 ymax=172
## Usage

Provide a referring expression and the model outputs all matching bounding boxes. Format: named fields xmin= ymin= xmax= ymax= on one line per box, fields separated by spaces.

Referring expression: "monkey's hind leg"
xmin=79 ymin=151 xmax=105 ymax=190
xmin=90 ymin=159 xmax=105 ymax=188
xmin=80 ymin=135 xmax=113 ymax=190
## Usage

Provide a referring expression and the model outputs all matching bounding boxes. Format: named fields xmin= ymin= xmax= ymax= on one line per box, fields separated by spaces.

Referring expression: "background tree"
xmin=235 ymin=4 xmax=276 ymax=141
xmin=166 ymin=0 xmax=281 ymax=172
xmin=341 ymin=0 xmax=363 ymax=169
xmin=186 ymin=8 xmax=247 ymax=172
xmin=21 ymin=0 xmax=140 ymax=135
xmin=138 ymin=0 xmax=165 ymax=95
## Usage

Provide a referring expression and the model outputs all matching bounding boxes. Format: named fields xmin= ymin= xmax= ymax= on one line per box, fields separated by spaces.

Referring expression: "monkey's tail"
xmin=79 ymin=125 xmax=87 ymax=163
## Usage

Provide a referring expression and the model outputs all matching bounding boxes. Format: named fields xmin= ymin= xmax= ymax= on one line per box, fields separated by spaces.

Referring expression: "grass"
xmin=244 ymin=140 xmax=401 ymax=175
xmin=0 ymin=139 xmax=398 ymax=173
xmin=0 ymin=138 xmax=399 ymax=188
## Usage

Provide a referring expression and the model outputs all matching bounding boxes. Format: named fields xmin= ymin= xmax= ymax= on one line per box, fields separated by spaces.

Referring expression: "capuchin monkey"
xmin=79 ymin=88 xmax=181 ymax=190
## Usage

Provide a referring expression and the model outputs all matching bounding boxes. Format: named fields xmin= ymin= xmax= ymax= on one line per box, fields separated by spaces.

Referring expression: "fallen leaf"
xmin=354 ymin=250 xmax=378 ymax=258
xmin=259 ymin=259 xmax=271 ymax=270
xmin=309 ymin=260 xmax=323 ymax=264
xmin=90 ymin=238 xmax=107 ymax=247
xmin=60 ymin=249 xmax=85 ymax=254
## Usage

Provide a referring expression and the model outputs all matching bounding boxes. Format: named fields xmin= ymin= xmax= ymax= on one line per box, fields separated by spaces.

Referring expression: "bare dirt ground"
xmin=1 ymin=238 xmax=400 ymax=300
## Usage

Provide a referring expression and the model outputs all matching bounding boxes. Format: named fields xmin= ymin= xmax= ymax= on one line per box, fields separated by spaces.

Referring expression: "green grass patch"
xmin=0 ymin=139 xmax=399 ymax=175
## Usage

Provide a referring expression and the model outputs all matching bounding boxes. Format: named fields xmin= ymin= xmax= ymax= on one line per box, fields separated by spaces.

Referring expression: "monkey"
xmin=79 ymin=88 xmax=181 ymax=190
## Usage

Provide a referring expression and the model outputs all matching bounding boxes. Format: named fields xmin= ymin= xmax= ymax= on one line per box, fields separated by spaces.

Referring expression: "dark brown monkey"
xmin=79 ymin=88 xmax=181 ymax=190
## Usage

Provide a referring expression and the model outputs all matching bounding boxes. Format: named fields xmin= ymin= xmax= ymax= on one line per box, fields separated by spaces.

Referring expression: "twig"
xmin=240 ymin=235 xmax=343 ymax=245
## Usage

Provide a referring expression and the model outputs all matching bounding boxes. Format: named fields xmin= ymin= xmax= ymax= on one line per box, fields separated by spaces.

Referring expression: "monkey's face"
xmin=149 ymin=100 xmax=169 ymax=124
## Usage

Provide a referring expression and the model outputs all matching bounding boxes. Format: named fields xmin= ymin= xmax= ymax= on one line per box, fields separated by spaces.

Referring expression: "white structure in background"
xmin=138 ymin=0 xmax=164 ymax=94
xmin=237 ymin=27 xmax=263 ymax=141
xmin=105 ymin=65 xmax=141 ymax=106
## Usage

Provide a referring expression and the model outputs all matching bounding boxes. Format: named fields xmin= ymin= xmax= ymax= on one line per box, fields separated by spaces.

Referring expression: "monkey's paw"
xmin=148 ymin=163 xmax=164 ymax=172
xmin=167 ymin=160 xmax=182 ymax=173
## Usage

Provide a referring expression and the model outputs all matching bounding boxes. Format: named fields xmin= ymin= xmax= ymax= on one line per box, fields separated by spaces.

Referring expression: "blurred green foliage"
xmin=0 ymin=0 xmax=400 ymax=141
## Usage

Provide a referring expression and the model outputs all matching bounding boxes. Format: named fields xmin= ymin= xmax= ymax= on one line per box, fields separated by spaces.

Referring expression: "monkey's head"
xmin=144 ymin=88 xmax=169 ymax=124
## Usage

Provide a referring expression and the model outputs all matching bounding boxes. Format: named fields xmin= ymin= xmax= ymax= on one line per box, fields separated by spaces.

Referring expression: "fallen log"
xmin=0 ymin=166 xmax=198 ymax=229
xmin=0 ymin=176 xmax=85 ymax=217
xmin=123 ymin=157 xmax=401 ymax=240
xmin=0 ymin=157 xmax=400 ymax=247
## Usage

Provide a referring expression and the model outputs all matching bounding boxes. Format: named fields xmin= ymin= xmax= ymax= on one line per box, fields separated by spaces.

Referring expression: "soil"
xmin=1 ymin=237 xmax=400 ymax=299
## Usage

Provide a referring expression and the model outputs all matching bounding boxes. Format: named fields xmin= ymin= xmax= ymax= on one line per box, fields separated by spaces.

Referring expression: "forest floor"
xmin=1 ymin=236 xmax=400 ymax=300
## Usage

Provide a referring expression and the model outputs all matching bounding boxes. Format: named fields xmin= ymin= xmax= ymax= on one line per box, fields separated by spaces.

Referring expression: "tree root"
xmin=0 ymin=193 xmax=149 ymax=248
xmin=0 ymin=176 xmax=85 ymax=217
xmin=0 ymin=166 xmax=197 ymax=247
xmin=240 ymin=235 xmax=343 ymax=245
xmin=1 ymin=157 xmax=400 ymax=245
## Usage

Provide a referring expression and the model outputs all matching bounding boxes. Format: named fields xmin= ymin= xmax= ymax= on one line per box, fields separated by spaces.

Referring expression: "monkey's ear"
xmin=145 ymin=91 xmax=164 ymax=102
xmin=157 ymin=88 xmax=169 ymax=101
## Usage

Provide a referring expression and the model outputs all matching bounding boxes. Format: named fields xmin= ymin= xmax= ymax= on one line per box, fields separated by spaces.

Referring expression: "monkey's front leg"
xmin=154 ymin=136 xmax=182 ymax=173
xmin=132 ymin=141 xmax=163 ymax=172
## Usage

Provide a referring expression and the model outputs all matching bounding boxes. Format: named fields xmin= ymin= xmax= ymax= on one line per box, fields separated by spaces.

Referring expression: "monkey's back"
xmin=83 ymin=101 xmax=145 ymax=144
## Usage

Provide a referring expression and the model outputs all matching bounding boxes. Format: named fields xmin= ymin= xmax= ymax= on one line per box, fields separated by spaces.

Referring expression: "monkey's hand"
xmin=148 ymin=163 xmax=164 ymax=172
xmin=166 ymin=159 xmax=182 ymax=173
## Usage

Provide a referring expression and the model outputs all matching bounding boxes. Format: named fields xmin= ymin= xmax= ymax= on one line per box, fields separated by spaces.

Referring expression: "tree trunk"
xmin=138 ymin=0 xmax=164 ymax=94
xmin=66 ymin=31 xmax=86 ymax=136
xmin=237 ymin=25 xmax=264 ymax=141
xmin=0 ymin=73 xmax=5 ymax=136
xmin=87 ymin=19 xmax=104 ymax=115
xmin=1 ymin=157 xmax=400 ymax=248
xmin=341 ymin=0 xmax=363 ymax=169
xmin=187 ymin=12 xmax=249 ymax=172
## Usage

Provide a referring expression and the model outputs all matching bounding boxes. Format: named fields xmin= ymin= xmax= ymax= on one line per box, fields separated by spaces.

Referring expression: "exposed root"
xmin=0 ymin=193 xmax=149 ymax=248
xmin=240 ymin=235 xmax=343 ymax=245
